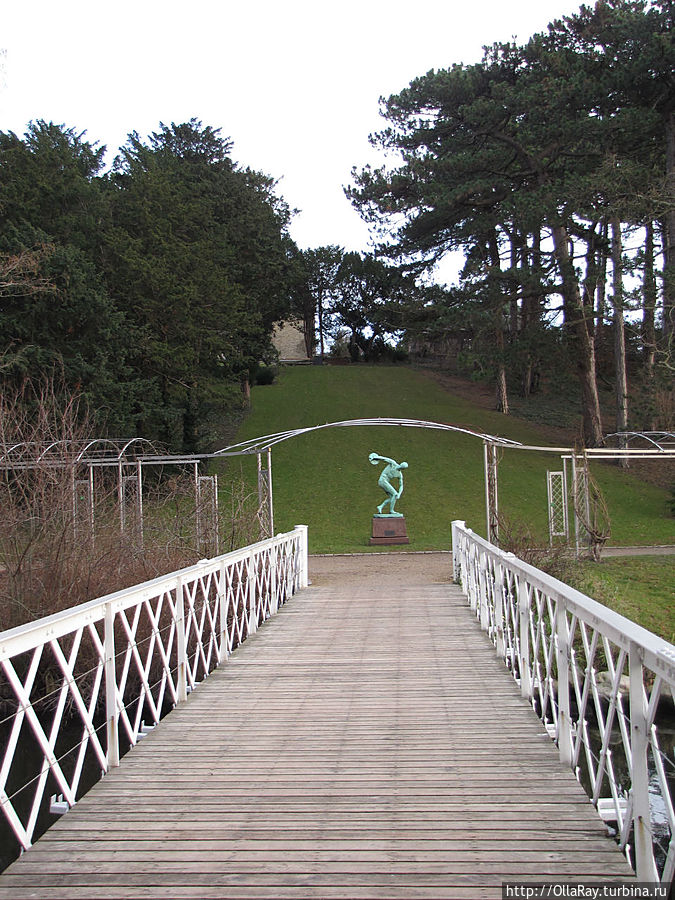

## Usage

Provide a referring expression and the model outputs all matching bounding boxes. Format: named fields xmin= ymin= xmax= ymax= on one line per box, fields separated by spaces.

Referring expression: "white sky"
xmin=2 ymin=0 xmax=586 ymax=261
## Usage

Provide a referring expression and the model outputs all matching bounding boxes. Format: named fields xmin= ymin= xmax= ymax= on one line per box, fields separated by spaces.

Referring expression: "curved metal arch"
xmin=114 ymin=437 xmax=157 ymax=462
xmin=1 ymin=437 xmax=162 ymax=469
xmin=74 ymin=438 xmax=121 ymax=463
xmin=213 ymin=418 xmax=523 ymax=457
xmin=604 ymin=431 xmax=675 ymax=451
xmin=36 ymin=441 xmax=63 ymax=462
xmin=4 ymin=442 xmax=31 ymax=462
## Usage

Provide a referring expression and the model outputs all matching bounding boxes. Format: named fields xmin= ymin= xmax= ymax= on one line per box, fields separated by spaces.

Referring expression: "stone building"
xmin=272 ymin=321 xmax=311 ymax=363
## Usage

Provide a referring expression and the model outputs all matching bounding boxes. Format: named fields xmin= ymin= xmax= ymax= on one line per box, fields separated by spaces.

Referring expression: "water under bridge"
xmin=0 ymin=525 xmax=672 ymax=899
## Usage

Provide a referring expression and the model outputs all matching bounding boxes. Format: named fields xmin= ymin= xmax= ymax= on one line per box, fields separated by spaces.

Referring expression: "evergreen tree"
xmin=103 ymin=120 xmax=295 ymax=449
xmin=0 ymin=122 xmax=137 ymax=431
xmin=348 ymin=0 xmax=673 ymax=445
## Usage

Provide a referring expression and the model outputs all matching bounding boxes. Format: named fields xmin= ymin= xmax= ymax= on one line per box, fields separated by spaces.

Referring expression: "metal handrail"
xmin=451 ymin=520 xmax=675 ymax=884
xmin=0 ymin=526 xmax=308 ymax=857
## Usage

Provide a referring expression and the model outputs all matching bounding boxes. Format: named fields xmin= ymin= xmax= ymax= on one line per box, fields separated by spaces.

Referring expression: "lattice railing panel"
xmin=184 ymin=570 xmax=221 ymax=689
xmin=0 ymin=622 xmax=109 ymax=854
xmin=451 ymin=519 xmax=675 ymax=885
xmin=0 ymin=526 xmax=307 ymax=862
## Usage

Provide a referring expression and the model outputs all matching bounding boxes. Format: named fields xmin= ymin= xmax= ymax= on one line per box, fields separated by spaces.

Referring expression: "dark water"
xmin=0 ymin=714 xmax=106 ymax=871
xmin=0 ymin=698 xmax=173 ymax=872
xmin=576 ymin=711 xmax=675 ymax=877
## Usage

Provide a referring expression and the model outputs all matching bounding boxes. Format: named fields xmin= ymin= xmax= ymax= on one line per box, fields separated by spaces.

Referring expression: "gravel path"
xmin=602 ymin=545 xmax=675 ymax=556
xmin=307 ymin=545 xmax=675 ymax=591
xmin=308 ymin=551 xmax=454 ymax=588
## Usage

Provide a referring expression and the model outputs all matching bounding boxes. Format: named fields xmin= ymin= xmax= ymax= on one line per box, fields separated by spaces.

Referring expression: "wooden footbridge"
xmin=0 ymin=541 xmax=643 ymax=900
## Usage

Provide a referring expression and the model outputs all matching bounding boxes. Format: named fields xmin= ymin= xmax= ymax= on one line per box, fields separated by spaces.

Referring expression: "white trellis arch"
xmin=212 ymin=422 xmax=675 ymax=551
xmin=6 ymin=425 xmax=671 ymax=551
xmin=212 ymin=419 xmax=521 ymax=541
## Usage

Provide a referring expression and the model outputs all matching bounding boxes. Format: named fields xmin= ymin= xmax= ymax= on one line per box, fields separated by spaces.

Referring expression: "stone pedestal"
xmin=370 ymin=516 xmax=409 ymax=546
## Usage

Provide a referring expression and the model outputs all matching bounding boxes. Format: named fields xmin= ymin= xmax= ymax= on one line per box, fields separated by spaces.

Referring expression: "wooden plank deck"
xmin=0 ymin=553 xmax=634 ymax=899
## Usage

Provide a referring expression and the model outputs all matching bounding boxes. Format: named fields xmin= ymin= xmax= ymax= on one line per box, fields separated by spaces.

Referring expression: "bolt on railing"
xmin=451 ymin=520 xmax=675 ymax=885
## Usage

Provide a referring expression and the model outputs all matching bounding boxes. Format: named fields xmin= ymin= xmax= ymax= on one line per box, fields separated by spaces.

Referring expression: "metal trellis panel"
xmin=547 ymin=470 xmax=568 ymax=542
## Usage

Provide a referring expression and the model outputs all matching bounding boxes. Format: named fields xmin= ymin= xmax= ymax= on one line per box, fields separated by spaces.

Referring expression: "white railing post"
xmin=175 ymin=575 xmax=188 ymax=703
xmin=518 ymin=576 xmax=533 ymax=701
xmin=479 ymin=551 xmax=489 ymax=631
xmin=555 ymin=599 xmax=573 ymax=767
xmin=270 ymin=544 xmax=279 ymax=615
xmin=629 ymin=641 xmax=659 ymax=881
xmin=248 ymin=550 xmax=258 ymax=634
xmin=467 ymin=540 xmax=478 ymax=613
xmin=104 ymin=602 xmax=119 ymax=768
xmin=495 ymin=557 xmax=506 ymax=660
xmin=451 ymin=520 xmax=465 ymax=584
xmin=295 ymin=524 xmax=309 ymax=589
xmin=218 ymin=560 xmax=229 ymax=664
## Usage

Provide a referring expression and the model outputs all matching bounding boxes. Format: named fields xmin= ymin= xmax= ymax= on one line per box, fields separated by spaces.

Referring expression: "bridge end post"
xmin=294 ymin=525 xmax=309 ymax=589
xmin=451 ymin=520 xmax=465 ymax=584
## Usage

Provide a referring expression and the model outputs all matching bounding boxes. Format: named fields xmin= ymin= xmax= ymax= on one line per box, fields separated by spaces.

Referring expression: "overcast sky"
xmin=2 ymin=0 xmax=586 ymax=259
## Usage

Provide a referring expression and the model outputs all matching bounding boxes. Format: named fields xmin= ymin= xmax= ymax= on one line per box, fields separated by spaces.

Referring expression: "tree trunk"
xmin=509 ymin=232 xmax=519 ymax=337
xmin=495 ymin=314 xmax=509 ymax=413
xmin=317 ymin=290 xmax=325 ymax=361
xmin=582 ymin=222 xmax=600 ymax=325
xmin=495 ymin=363 xmax=509 ymax=413
xmin=520 ymin=229 xmax=544 ymax=398
xmin=611 ymin=217 xmax=629 ymax=467
xmin=240 ymin=378 xmax=251 ymax=407
xmin=643 ymin=221 xmax=657 ymax=381
xmin=593 ymin=221 xmax=610 ymax=363
xmin=663 ymin=108 xmax=675 ymax=344
xmin=303 ymin=323 xmax=314 ymax=359
xmin=302 ymin=291 xmax=316 ymax=358
xmin=551 ymin=222 xmax=604 ymax=447
xmin=488 ymin=230 xmax=509 ymax=414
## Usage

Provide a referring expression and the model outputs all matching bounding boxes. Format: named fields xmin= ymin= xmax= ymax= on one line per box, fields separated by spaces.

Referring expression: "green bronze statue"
xmin=369 ymin=452 xmax=408 ymax=517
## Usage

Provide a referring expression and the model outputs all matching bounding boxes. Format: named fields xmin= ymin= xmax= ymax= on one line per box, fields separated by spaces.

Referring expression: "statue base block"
xmin=370 ymin=516 xmax=409 ymax=545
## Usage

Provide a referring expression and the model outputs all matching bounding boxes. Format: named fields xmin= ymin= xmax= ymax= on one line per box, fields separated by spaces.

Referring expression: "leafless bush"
xmin=0 ymin=379 xmax=263 ymax=631
xmin=222 ymin=478 xmax=265 ymax=551
xmin=496 ymin=516 xmax=579 ymax=583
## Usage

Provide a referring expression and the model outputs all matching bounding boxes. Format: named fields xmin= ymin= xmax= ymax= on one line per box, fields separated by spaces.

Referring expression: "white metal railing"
xmin=0 ymin=525 xmax=308 ymax=857
xmin=451 ymin=520 xmax=675 ymax=884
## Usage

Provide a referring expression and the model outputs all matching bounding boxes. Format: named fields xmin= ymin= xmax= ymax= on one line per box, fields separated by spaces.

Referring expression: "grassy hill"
xmin=217 ymin=365 xmax=673 ymax=555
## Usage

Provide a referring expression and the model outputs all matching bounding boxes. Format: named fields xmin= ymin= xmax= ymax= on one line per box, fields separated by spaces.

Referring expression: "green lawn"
xmin=570 ymin=556 xmax=675 ymax=643
xmin=217 ymin=365 xmax=673 ymax=555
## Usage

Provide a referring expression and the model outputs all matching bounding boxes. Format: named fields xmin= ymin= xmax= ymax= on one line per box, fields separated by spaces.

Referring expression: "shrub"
xmin=254 ymin=365 xmax=277 ymax=386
